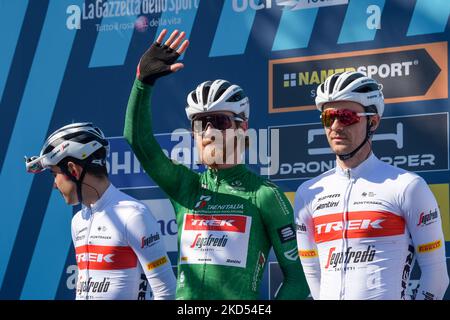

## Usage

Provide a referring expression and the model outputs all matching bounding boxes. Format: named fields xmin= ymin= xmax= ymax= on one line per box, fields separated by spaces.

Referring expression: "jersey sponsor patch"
xmin=416 ymin=209 xmax=439 ymax=227
xmin=147 ymin=256 xmax=168 ymax=270
xmin=180 ymin=214 xmax=251 ymax=268
xmin=75 ymin=245 xmax=137 ymax=270
xmin=313 ymin=211 xmax=405 ymax=243
xmin=184 ymin=214 xmax=247 ymax=233
xmin=299 ymin=249 xmax=318 ymax=258
xmin=418 ymin=240 xmax=442 ymax=253
xmin=277 ymin=224 xmax=296 ymax=243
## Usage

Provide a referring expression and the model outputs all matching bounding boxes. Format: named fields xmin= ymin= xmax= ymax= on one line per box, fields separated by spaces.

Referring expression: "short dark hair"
xmin=58 ymin=148 xmax=108 ymax=179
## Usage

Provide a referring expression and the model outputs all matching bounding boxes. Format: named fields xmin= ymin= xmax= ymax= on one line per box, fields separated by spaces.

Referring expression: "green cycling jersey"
xmin=124 ymin=79 xmax=308 ymax=299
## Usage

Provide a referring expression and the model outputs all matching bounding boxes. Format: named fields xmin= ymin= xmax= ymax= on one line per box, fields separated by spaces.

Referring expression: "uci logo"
xmin=194 ymin=195 xmax=212 ymax=209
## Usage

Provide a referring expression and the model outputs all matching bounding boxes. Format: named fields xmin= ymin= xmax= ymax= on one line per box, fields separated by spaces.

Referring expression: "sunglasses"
xmin=320 ymin=109 xmax=376 ymax=128
xmin=191 ymin=114 xmax=244 ymax=132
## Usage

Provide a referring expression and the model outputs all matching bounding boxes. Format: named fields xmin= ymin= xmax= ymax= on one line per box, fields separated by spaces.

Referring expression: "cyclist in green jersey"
xmin=124 ymin=29 xmax=308 ymax=300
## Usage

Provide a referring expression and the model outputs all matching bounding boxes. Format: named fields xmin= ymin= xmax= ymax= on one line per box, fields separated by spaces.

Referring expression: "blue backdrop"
xmin=0 ymin=0 xmax=449 ymax=299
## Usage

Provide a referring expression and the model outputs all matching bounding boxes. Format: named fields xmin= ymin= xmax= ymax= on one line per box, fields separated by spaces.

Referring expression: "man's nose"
xmin=330 ymin=117 xmax=344 ymax=131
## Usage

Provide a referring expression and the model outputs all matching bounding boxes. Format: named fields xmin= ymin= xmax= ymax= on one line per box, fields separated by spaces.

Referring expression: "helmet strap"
xmin=59 ymin=162 xmax=88 ymax=206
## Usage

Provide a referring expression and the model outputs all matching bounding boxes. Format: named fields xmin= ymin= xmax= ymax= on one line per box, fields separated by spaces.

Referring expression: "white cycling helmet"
xmin=185 ymin=79 xmax=250 ymax=120
xmin=315 ymin=71 xmax=385 ymax=116
xmin=26 ymin=122 xmax=109 ymax=173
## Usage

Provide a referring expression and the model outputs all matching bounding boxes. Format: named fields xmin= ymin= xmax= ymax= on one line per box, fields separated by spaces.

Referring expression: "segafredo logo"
xmin=417 ymin=209 xmax=439 ymax=227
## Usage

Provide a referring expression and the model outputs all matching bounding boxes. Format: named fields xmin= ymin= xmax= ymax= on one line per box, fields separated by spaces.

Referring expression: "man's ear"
xmin=369 ymin=115 xmax=381 ymax=131
xmin=67 ymin=161 xmax=80 ymax=179
xmin=239 ymin=121 xmax=249 ymax=131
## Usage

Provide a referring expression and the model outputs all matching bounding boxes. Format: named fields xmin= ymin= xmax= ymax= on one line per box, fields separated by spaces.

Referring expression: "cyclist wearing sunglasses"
xmin=123 ymin=29 xmax=308 ymax=300
xmin=294 ymin=71 xmax=448 ymax=300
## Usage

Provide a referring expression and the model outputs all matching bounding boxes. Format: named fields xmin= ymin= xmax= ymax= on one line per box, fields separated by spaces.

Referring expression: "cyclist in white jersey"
xmin=26 ymin=122 xmax=176 ymax=300
xmin=294 ymin=71 xmax=449 ymax=300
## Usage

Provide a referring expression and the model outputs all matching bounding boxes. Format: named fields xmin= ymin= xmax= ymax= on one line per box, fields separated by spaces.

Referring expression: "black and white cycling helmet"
xmin=185 ymin=79 xmax=250 ymax=120
xmin=315 ymin=71 xmax=384 ymax=116
xmin=26 ymin=122 xmax=109 ymax=174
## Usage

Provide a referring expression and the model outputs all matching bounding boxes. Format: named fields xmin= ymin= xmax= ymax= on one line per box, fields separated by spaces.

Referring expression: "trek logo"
xmin=194 ymin=195 xmax=212 ymax=209
xmin=417 ymin=209 xmax=439 ymax=227
xmin=313 ymin=211 xmax=405 ymax=243
xmin=75 ymin=245 xmax=137 ymax=270
xmin=184 ymin=214 xmax=247 ymax=233
xmin=141 ymin=233 xmax=161 ymax=248
xmin=76 ymin=252 xmax=114 ymax=264
xmin=190 ymin=234 xmax=229 ymax=249
xmin=316 ymin=218 xmax=384 ymax=234
xmin=325 ymin=246 xmax=376 ymax=269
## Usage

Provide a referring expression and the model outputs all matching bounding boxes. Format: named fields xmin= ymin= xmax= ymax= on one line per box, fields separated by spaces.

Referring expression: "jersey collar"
xmin=82 ymin=183 xmax=117 ymax=216
xmin=335 ymin=152 xmax=378 ymax=179
xmin=207 ymin=164 xmax=247 ymax=183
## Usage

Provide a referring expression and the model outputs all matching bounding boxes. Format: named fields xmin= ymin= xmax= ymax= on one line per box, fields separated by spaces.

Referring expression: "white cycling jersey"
xmin=294 ymin=153 xmax=449 ymax=300
xmin=71 ymin=184 xmax=176 ymax=300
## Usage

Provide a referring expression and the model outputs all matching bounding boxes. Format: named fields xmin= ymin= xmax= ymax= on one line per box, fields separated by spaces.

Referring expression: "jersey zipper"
xmin=84 ymin=205 xmax=94 ymax=300
xmin=340 ymin=169 xmax=353 ymax=300
xmin=200 ymin=168 xmax=221 ymax=298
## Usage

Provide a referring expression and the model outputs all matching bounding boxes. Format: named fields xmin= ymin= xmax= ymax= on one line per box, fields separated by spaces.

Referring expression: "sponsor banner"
xmin=106 ymin=133 xmax=201 ymax=190
xmin=75 ymin=245 xmax=137 ymax=270
xmin=269 ymin=113 xmax=449 ymax=181
xmin=231 ymin=0 xmax=348 ymax=12
xmin=269 ymin=42 xmax=448 ymax=113
xmin=314 ymin=211 xmax=406 ymax=243
xmin=179 ymin=214 xmax=252 ymax=268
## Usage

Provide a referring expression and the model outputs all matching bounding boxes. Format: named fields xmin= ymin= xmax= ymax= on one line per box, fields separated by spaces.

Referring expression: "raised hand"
xmin=137 ymin=29 xmax=190 ymax=85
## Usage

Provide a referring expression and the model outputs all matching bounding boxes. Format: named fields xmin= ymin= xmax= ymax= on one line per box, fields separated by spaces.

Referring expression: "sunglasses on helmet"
xmin=320 ymin=109 xmax=376 ymax=128
xmin=191 ymin=114 xmax=244 ymax=133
